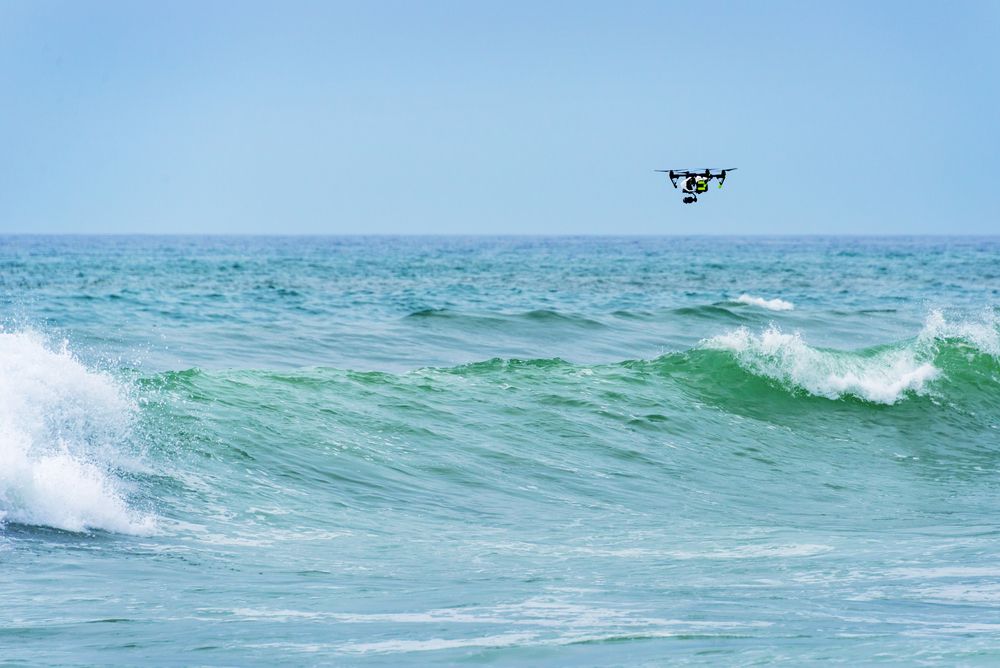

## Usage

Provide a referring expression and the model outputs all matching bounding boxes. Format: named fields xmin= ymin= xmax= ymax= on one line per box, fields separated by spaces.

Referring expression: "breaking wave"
xmin=0 ymin=330 xmax=154 ymax=534
xmin=700 ymin=310 xmax=998 ymax=404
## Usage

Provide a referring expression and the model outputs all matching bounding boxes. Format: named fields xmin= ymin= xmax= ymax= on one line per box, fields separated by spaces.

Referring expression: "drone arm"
xmin=655 ymin=169 xmax=681 ymax=188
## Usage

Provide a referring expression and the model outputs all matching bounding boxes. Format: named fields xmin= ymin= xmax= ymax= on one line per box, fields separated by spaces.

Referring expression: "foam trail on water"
xmin=736 ymin=294 xmax=795 ymax=311
xmin=0 ymin=329 xmax=154 ymax=534
xmin=702 ymin=325 xmax=937 ymax=404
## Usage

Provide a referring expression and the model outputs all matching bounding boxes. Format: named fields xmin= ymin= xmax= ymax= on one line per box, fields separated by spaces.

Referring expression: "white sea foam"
xmin=736 ymin=294 xmax=795 ymax=311
xmin=341 ymin=633 xmax=537 ymax=654
xmin=703 ymin=325 xmax=938 ymax=404
xmin=0 ymin=330 xmax=154 ymax=534
xmin=316 ymin=596 xmax=769 ymax=654
xmin=919 ymin=308 xmax=1000 ymax=357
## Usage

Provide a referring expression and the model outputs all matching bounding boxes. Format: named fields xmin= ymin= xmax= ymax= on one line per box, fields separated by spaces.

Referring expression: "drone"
xmin=655 ymin=168 xmax=736 ymax=203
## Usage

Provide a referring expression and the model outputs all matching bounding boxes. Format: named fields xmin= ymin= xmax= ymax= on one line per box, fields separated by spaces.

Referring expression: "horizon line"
xmin=3 ymin=232 xmax=1000 ymax=239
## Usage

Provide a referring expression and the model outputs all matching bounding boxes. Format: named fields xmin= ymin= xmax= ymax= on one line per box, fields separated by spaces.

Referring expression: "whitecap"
xmin=735 ymin=294 xmax=795 ymax=311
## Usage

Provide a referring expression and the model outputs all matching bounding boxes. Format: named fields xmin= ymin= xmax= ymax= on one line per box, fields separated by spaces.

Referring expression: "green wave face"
xmin=141 ymin=312 xmax=1000 ymax=495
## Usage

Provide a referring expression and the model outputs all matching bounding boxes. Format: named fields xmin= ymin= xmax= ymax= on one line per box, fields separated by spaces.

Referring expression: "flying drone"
xmin=655 ymin=168 xmax=736 ymax=203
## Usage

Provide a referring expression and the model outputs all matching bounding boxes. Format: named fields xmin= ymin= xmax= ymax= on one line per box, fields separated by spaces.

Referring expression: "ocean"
xmin=1 ymin=235 xmax=999 ymax=665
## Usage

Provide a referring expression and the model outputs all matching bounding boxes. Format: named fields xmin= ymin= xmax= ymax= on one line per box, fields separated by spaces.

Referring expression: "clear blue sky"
xmin=1 ymin=1 xmax=997 ymax=234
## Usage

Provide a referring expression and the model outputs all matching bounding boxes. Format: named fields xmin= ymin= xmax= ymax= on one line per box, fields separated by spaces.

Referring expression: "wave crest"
xmin=702 ymin=326 xmax=937 ymax=404
xmin=919 ymin=308 xmax=1000 ymax=357
xmin=700 ymin=310 xmax=998 ymax=405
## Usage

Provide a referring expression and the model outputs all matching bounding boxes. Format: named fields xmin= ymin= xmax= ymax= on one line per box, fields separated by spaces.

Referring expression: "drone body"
xmin=656 ymin=168 xmax=736 ymax=203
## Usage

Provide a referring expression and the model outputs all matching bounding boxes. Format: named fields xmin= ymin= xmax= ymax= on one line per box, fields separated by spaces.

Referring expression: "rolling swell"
xmin=667 ymin=304 xmax=748 ymax=323
xmin=405 ymin=308 xmax=606 ymax=329
xmin=155 ymin=310 xmax=999 ymax=411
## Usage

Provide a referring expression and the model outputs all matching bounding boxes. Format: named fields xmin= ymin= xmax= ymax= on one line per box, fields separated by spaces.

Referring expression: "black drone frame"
xmin=655 ymin=168 xmax=737 ymax=188
xmin=655 ymin=168 xmax=736 ymax=203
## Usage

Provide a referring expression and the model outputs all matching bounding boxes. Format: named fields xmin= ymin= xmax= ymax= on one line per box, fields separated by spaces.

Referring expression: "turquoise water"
xmin=2 ymin=236 xmax=1000 ymax=665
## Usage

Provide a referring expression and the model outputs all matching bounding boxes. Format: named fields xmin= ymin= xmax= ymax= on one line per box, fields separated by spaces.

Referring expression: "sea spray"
xmin=0 ymin=330 xmax=154 ymax=534
xmin=919 ymin=308 xmax=1000 ymax=358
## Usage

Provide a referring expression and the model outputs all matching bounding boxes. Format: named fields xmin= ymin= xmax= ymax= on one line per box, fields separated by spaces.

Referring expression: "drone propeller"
xmin=655 ymin=168 xmax=737 ymax=172
xmin=716 ymin=168 xmax=736 ymax=188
